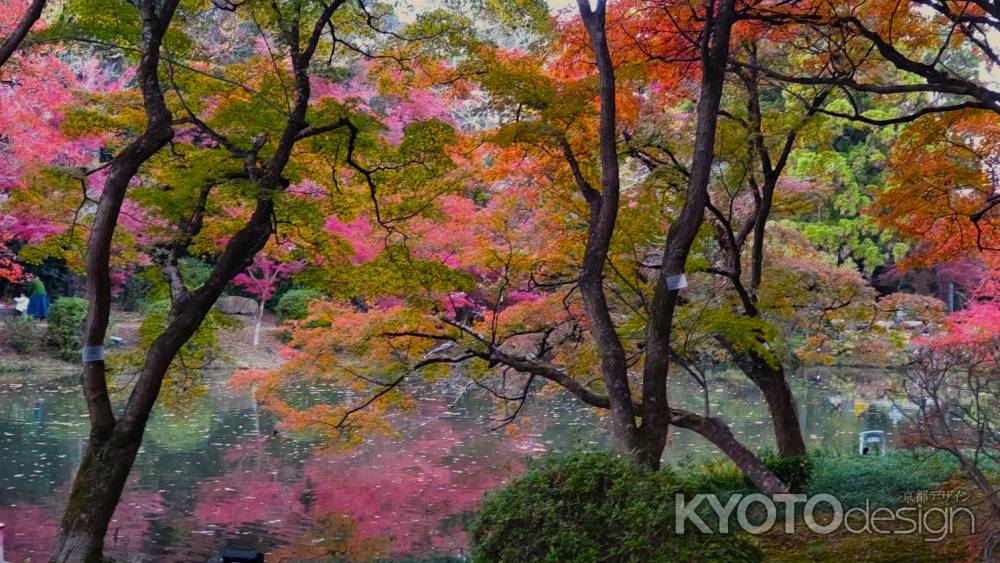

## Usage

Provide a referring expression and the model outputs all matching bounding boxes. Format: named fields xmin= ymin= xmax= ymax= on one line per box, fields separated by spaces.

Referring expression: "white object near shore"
xmin=858 ymin=430 xmax=886 ymax=456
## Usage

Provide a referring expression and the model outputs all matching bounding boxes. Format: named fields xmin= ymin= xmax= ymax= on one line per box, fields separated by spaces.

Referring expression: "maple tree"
xmin=5 ymin=0 xmax=473 ymax=559
xmin=0 ymin=0 xmax=996 ymax=557
xmin=898 ymin=271 xmax=1000 ymax=529
xmin=238 ymin=0 xmax=799 ymax=494
xmin=233 ymin=254 xmax=305 ymax=345
xmin=239 ymin=0 xmax=997 ymax=493
xmin=750 ymin=0 xmax=1000 ymax=270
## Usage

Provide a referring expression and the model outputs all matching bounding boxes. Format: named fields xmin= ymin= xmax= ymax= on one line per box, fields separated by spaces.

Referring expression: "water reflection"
xmin=0 ymin=366 xmax=901 ymax=561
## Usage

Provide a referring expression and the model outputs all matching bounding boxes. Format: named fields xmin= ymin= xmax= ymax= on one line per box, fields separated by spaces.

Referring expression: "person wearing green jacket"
xmin=25 ymin=275 xmax=48 ymax=319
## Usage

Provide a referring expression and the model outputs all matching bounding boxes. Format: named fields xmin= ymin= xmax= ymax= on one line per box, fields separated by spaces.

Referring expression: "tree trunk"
xmin=51 ymin=0 xmax=351 ymax=557
xmin=49 ymin=428 xmax=142 ymax=562
xmin=0 ymin=0 xmax=46 ymax=69
xmin=573 ymin=0 xmax=641 ymax=455
xmin=635 ymin=0 xmax=738 ymax=470
xmin=731 ymin=347 xmax=807 ymax=457
xmin=51 ymin=2 xmax=179 ymax=560
xmin=671 ymin=409 xmax=787 ymax=494
xmin=633 ymin=431 xmax=666 ymax=469
xmin=253 ymin=299 xmax=264 ymax=346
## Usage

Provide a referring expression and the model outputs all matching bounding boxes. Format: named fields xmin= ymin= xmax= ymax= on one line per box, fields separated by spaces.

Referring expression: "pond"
xmin=0 ymin=367 xmax=907 ymax=561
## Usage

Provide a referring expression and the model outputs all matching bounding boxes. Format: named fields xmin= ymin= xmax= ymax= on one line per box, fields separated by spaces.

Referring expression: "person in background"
xmin=25 ymin=275 xmax=48 ymax=319
xmin=13 ymin=292 xmax=29 ymax=315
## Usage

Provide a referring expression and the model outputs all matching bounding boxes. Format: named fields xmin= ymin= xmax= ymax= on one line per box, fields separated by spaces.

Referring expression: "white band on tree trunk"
xmin=81 ymin=346 xmax=105 ymax=363
xmin=666 ymin=273 xmax=688 ymax=290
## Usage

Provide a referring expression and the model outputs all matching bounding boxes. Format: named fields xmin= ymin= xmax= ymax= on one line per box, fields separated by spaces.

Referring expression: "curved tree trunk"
xmin=572 ymin=0 xmax=640 ymax=455
xmin=50 ymin=429 xmax=142 ymax=562
xmin=51 ymin=1 xmax=180 ymax=560
xmin=52 ymin=202 xmax=276 ymax=562
xmin=671 ymin=409 xmax=787 ymax=494
xmin=50 ymin=0 xmax=353 ymax=552
xmin=731 ymin=347 xmax=807 ymax=457
xmin=635 ymin=0 xmax=739 ymax=470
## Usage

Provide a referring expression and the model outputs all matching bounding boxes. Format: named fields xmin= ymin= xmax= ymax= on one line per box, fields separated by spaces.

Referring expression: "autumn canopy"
xmin=0 ymin=0 xmax=998 ymax=559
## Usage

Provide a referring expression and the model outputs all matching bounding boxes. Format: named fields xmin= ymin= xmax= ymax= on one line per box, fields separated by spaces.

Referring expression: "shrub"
xmin=3 ymin=315 xmax=40 ymax=354
xmin=677 ymin=457 xmax=753 ymax=496
xmin=805 ymin=450 xmax=956 ymax=508
xmin=275 ymin=289 xmax=325 ymax=321
xmin=759 ymin=450 xmax=814 ymax=493
xmin=468 ymin=452 xmax=763 ymax=563
xmin=47 ymin=297 xmax=87 ymax=361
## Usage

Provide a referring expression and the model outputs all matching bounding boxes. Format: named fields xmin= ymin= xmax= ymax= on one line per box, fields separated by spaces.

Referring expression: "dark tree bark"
xmin=52 ymin=1 xmax=180 ymax=559
xmin=742 ymin=6 xmax=1000 ymax=119
xmin=573 ymin=0 xmax=640 ymax=454
xmin=671 ymin=409 xmax=787 ymax=494
xmin=0 ymin=0 xmax=45 ymax=69
xmin=566 ymin=0 xmax=778 ymax=483
xmin=52 ymin=1 xmax=352 ymax=560
xmin=569 ymin=0 xmax=771 ymax=475
xmin=636 ymin=0 xmax=738 ymax=469
xmin=699 ymin=52 xmax=817 ymax=459
xmin=729 ymin=347 xmax=807 ymax=456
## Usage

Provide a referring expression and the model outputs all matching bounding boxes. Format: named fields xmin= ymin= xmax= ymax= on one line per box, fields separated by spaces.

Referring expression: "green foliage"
xmin=805 ymin=451 xmax=957 ymax=508
xmin=47 ymin=297 xmax=87 ymax=361
xmin=468 ymin=452 xmax=763 ymax=563
xmin=785 ymin=117 xmax=902 ymax=274
xmin=108 ymin=300 xmax=239 ymax=402
xmin=276 ymin=289 xmax=327 ymax=321
xmin=759 ymin=450 xmax=813 ymax=493
xmin=480 ymin=0 xmax=551 ymax=34
xmin=676 ymin=457 xmax=753 ymax=496
xmin=3 ymin=315 xmax=40 ymax=354
xmin=177 ymin=257 xmax=213 ymax=290
xmin=677 ymin=450 xmax=955 ymax=508
xmin=119 ymin=274 xmax=153 ymax=312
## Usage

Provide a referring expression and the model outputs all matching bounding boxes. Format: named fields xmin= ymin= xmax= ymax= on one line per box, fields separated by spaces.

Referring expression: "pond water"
xmin=0 ymin=367 xmax=907 ymax=561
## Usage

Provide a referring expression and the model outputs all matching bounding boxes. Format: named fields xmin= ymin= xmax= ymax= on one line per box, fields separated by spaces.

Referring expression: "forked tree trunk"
xmin=51 ymin=0 xmax=351 ymax=558
xmin=51 ymin=1 xmax=179 ymax=560
xmin=635 ymin=0 xmax=738 ymax=470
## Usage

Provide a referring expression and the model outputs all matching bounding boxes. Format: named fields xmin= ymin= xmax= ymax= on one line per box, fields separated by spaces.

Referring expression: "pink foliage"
xmin=505 ymin=289 xmax=543 ymax=304
xmin=310 ymin=63 xmax=455 ymax=145
xmin=324 ymin=214 xmax=382 ymax=264
xmin=917 ymin=271 xmax=1000 ymax=353
xmin=233 ymin=255 xmax=307 ymax=301
xmin=442 ymin=291 xmax=479 ymax=320
xmin=382 ymin=88 xmax=454 ymax=144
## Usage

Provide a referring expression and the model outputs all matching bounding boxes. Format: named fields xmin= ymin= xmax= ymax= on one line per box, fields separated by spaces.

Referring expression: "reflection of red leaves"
xmin=188 ymin=404 xmax=527 ymax=558
xmin=0 ymin=489 xmax=163 ymax=561
xmin=0 ymin=503 xmax=60 ymax=560
xmin=193 ymin=478 xmax=293 ymax=526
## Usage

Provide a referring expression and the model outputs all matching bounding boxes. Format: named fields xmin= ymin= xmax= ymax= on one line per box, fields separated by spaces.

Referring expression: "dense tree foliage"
xmin=0 ymin=0 xmax=997 ymax=559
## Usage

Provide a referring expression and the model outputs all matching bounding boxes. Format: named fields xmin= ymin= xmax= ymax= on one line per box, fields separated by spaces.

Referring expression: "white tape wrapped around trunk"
xmin=665 ymin=273 xmax=688 ymax=290
xmin=81 ymin=345 xmax=105 ymax=363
